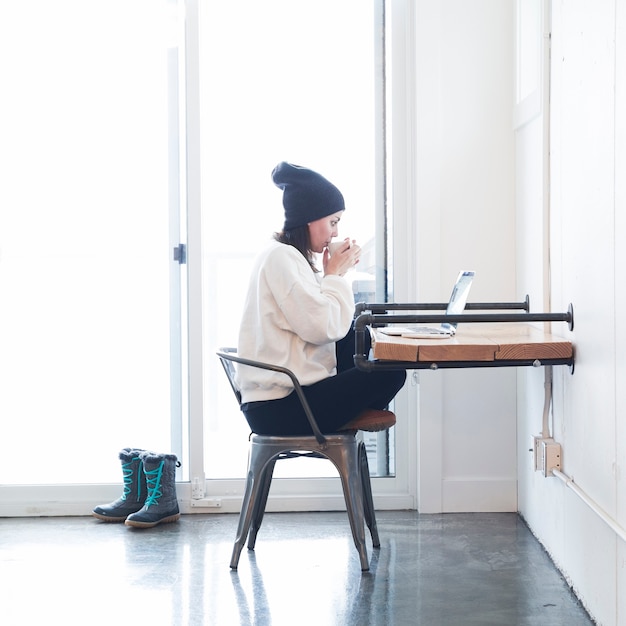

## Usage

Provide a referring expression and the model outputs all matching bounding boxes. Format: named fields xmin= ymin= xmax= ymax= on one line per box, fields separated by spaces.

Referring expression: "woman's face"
xmin=307 ymin=211 xmax=344 ymax=254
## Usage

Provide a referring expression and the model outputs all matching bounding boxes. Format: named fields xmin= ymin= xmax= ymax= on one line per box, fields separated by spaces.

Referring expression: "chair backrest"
xmin=216 ymin=347 xmax=327 ymax=445
xmin=217 ymin=347 xmax=242 ymax=405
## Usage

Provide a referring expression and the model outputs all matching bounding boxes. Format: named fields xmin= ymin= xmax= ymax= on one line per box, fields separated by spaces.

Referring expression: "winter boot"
xmin=92 ymin=448 xmax=147 ymax=522
xmin=125 ymin=452 xmax=181 ymax=528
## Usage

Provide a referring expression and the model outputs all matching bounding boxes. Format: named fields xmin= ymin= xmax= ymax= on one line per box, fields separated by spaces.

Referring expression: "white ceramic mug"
xmin=328 ymin=239 xmax=352 ymax=256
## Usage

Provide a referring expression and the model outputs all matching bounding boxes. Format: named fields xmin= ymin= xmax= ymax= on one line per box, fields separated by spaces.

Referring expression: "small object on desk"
xmin=379 ymin=326 xmax=454 ymax=339
xmin=378 ymin=270 xmax=475 ymax=340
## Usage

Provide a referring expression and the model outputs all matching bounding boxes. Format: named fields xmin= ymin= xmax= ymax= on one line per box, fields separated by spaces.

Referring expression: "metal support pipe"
xmin=354 ymin=295 xmax=530 ymax=316
xmin=355 ymin=298 xmax=573 ymax=329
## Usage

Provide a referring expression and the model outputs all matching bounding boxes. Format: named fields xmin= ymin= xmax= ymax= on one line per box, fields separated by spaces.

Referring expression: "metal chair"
xmin=216 ymin=347 xmax=381 ymax=571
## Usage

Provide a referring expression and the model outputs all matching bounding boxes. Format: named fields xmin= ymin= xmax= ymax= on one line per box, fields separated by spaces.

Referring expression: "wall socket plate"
xmin=191 ymin=476 xmax=205 ymax=499
xmin=533 ymin=436 xmax=562 ymax=477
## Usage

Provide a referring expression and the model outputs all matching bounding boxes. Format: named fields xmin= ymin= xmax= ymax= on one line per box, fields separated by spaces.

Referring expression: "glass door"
xmin=0 ymin=0 xmax=187 ymax=489
xmin=199 ymin=0 xmax=392 ymax=482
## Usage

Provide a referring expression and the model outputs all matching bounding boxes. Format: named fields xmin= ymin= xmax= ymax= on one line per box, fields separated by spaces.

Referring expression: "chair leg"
xmin=247 ymin=459 xmax=276 ymax=550
xmin=331 ymin=443 xmax=369 ymax=571
xmin=230 ymin=468 xmax=258 ymax=569
xmin=359 ymin=441 xmax=380 ymax=548
xmin=230 ymin=444 xmax=279 ymax=569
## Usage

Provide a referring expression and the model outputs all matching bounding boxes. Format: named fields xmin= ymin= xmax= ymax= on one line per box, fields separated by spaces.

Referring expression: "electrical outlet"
xmin=533 ymin=436 xmax=562 ymax=477
xmin=542 ymin=440 xmax=562 ymax=476
xmin=191 ymin=476 xmax=205 ymax=499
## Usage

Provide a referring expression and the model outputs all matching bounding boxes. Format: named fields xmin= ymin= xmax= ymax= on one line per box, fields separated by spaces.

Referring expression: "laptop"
xmin=380 ymin=270 xmax=475 ymax=339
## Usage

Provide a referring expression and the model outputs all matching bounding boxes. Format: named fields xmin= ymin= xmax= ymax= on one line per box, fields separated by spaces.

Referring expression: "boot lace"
xmin=121 ymin=455 xmax=143 ymax=501
xmin=144 ymin=460 xmax=165 ymax=507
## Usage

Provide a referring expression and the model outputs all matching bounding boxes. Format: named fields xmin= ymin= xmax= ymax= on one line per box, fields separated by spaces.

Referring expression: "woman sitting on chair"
xmin=236 ymin=161 xmax=406 ymax=436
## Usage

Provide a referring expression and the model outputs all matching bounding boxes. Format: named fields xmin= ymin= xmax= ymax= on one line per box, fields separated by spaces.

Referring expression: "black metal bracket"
xmin=353 ymin=356 xmax=575 ymax=373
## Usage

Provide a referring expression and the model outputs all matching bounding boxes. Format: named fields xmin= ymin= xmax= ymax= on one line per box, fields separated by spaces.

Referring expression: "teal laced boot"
xmin=92 ymin=448 xmax=147 ymax=522
xmin=125 ymin=452 xmax=181 ymax=528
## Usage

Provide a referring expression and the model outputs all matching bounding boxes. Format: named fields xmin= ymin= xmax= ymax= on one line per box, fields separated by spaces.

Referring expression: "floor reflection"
xmin=0 ymin=511 xmax=593 ymax=626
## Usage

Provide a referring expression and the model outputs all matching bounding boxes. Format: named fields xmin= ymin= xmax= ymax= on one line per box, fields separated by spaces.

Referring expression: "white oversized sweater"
xmin=236 ymin=240 xmax=355 ymax=404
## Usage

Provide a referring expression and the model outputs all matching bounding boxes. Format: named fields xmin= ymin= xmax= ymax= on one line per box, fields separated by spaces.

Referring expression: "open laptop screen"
xmin=442 ymin=270 xmax=475 ymax=331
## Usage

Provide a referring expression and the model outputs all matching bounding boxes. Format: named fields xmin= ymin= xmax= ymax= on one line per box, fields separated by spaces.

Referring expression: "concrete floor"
xmin=0 ymin=511 xmax=593 ymax=625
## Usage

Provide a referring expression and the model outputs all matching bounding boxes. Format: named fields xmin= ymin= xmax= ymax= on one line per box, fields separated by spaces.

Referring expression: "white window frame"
xmin=180 ymin=0 xmax=419 ymax=514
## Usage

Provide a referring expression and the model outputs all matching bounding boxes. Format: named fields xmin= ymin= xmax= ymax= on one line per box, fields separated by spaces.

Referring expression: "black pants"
xmin=241 ymin=328 xmax=406 ymax=436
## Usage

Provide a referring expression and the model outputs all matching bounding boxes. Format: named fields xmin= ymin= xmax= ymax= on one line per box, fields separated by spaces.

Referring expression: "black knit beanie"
xmin=272 ymin=162 xmax=345 ymax=231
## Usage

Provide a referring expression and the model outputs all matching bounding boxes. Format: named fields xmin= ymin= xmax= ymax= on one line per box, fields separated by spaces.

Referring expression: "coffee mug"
xmin=328 ymin=240 xmax=352 ymax=256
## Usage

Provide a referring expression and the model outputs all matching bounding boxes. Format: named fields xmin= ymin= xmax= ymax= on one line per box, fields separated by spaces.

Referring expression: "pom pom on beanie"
xmin=272 ymin=162 xmax=345 ymax=230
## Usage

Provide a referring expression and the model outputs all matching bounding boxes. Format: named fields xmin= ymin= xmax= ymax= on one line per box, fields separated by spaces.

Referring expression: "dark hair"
xmin=274 ymin=226 xmax=319 ymax=272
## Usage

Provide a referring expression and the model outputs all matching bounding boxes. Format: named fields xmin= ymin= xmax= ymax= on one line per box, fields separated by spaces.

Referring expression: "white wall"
xmin=411 ymin=1 xmax=625 ymax=622
xmin=516 ymin=1 xmax=626 ymax=624
xmin=411 ymin=0 xmax=518 ymax=513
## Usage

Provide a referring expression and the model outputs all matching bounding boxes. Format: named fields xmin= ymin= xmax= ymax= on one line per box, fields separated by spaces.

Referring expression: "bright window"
xmin=0 ymin=0 xmax=395 ymax=497
xmin=0 ymin=0 xmax=182 ymax=484
xmin=199 ymin=0 xmax=391 ymax=479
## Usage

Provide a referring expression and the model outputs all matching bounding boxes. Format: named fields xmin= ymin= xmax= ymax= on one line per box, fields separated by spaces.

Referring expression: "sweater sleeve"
xmin=264 ymin=245 xmax=355 ymax=344
xmin=237 ymin=242 xmax=357 ymax=402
